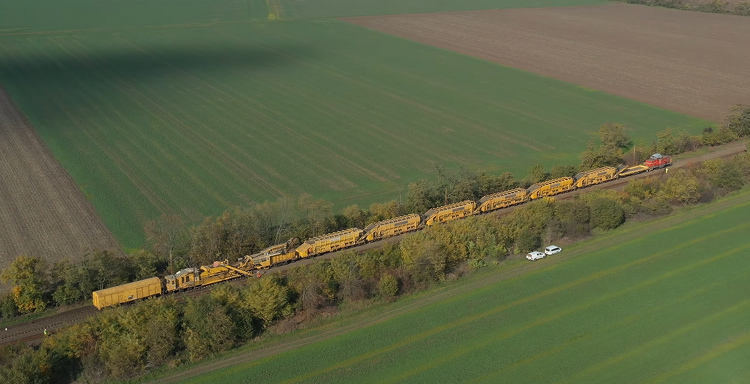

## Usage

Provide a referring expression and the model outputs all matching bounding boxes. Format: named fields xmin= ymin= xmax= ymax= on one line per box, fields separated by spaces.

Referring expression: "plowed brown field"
xmin=0 ymin=87 xmax=119 ymax=271
xmin=345 ymin=3 xmax=750 ymax=121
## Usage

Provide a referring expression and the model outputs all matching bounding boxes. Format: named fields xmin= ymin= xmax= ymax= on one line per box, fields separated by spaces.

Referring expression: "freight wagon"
xmin=423 ymin=200 xmax=477 ymax=226
xmin=474 ymin=188 xmax=529 ymax=214
xmin=575 ymin=166 xmax=619 ymax=188
xmin=247 ymin=238 xmax=300 ymax=269
xmin=528 ymin=177 xmax=575 ymax=199
xmin=360 ymin=214 xmax=421 ymax=242
xmin=92 ymin=277 xmax=162 ymax=310
xmin=295 ymin=228 xmax=364 ymax=258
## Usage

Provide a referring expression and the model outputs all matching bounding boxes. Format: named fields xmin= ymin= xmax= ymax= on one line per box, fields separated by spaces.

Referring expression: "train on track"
xmin=92 ymin=154 xmax=671 ymax=310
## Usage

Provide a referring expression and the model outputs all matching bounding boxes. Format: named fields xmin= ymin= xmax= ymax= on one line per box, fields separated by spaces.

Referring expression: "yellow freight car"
xmin=423 ymin=200 xmax=477 ymax=226
xmin=92 ymin=277 xmax=162 ymax=310
xmin=618 ymin=164 xmax=649 ymax=177
xmin=247 ymin=238 xmax=300 ymax=269
xmin=360 ymin=214 xmax=421 ymax=243
xmin=528 ymin=177 xmax=575 ymax=200
xmin=295 ymin=228 xmax=364 ymax=258
xmin=474 ymin=188 xmax=529 ymax=214
xmin=574 ymin=166 xmax=618 ymax=188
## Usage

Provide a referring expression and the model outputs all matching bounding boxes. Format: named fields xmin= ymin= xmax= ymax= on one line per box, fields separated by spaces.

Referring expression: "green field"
xmin=0 ymin=0 xmax=604 ymax=32
xmin=172 ymin=190 xmax=750 ymax=384
xmin=0 ymin=19 xmax=707 ymax=247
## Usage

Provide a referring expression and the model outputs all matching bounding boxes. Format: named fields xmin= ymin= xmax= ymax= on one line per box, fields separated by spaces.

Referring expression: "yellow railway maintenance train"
xmin=92 ymin=158 xmax=669 ymax=309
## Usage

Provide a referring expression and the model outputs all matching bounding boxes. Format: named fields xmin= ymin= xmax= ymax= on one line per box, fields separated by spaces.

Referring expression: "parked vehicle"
xmin=544 ymin=245 xmax=562 ymax=255
xmin=526 ymin=251 xmax=546 ymax=261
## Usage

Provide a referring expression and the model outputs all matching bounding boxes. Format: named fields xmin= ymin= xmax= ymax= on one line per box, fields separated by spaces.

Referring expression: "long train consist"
xmin=92 ymin=155 xmax=671 ymax=309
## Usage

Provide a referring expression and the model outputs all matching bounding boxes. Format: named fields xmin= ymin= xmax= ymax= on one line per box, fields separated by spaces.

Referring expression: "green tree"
xmin=1 ymin=256 xmax=48 ymax=313
xmin=378 ymin=274 xmax=399 ymax=298
xmin=725 ymin=104 xmax=750 ymax=137
xmin=400 ymin=234 xmax=446 ymax=283
xmin=406 ymin=179 xmax=438 ymax=214
xmin=712 ymin=161 xmax=745 ymax=190
xmin=599 ymin=123 xmax=631 ymax=149
xmin=657 ymin=128 xmax=677 ymax=154
xmin=526 ymin=164 xmax=547 ymax=184
xmin=550 ymin=164 xmax=578 ymax=179
xmin=183 ymin=296 xmax=235 ymax=361
xmin=144 ymin=213 xmax=188 ymax=275
xmin=658 ymin=170 xmax=701 ymax=204
xmin=243 ymin=276 xmax=292 ymax=327
xmin=589 ymin=198 xmax=624 ymax=230
xmin=516 ymin=228 xmax=541 ymax=254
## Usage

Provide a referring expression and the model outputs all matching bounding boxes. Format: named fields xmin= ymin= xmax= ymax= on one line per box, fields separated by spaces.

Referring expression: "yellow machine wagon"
xmin=423 ymin=200 xmax=476 ymax=226
xmin=296 ymin=228 xmax=364 ymax=258
xmin=360 ymin=214 xmax=421 ymax=242
xmin=574 ymin=167 xmax=619 ymax=188
xmin=474 ymin=188 xmax=529 ymax=214
xmin=528 ymin=177 xmax=575 ymax=199
xmin=246 ymin=238 xmax=300 ymax=269
xmin=92 ymin=277 xmax=162 ymax=310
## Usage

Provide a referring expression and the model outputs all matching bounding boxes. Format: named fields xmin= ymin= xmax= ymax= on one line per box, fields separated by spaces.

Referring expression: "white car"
xmin=526 ymin=251 xmax=546 ymax=261
xmin=544 ymin=245 xmax=562 ymax=255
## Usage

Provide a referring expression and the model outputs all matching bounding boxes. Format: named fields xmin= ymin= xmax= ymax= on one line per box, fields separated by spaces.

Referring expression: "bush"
xmin=378 ymin=274 xmax=399 ymax=298
xmin=659 ymin=170 xmax=701 ymax=205
xmin=589 ymin=198 xmax=625 ymax=231
xmin=712 ymin=161 xmax=745 ymax=191
xmin=734 ymin=2 xmax=750 ymax=16
xmin=400 ymin=234 xmax=446 ymax=283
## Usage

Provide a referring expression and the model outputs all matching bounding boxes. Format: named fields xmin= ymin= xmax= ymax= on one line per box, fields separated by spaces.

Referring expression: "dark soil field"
xmin=0 ymin=87 xmax=120 ymax=270
xmin=345 ymin=3 xmax=750 ymax=122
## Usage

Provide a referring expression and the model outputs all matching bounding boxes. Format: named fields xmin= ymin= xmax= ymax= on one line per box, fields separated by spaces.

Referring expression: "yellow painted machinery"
xmin=359 ymin=214 xmax=421 ymax=243
xmin=246 ymin=238 xmax=300 ymax=269
xmin=617 ymin=164 xmax=649 ymax=177
xmin=574 ymin=166 xmax=618 ymax=188
xmin=295 ymin=228 xmax=364 ymax=258
xmin=423 ymin=200 xmax=477 ymax=226
xmin=92 ymin=277 xmax=162 ymax=310
xmin=165 ymin=260 xmax=252 ymax=292
xmin=528 ymin=177 xmax=575 ymax=199
xmin=474 ymin=188 xmax=529 ymax=214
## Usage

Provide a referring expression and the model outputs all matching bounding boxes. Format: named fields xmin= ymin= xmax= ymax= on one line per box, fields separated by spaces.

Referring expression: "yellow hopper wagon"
xmin=92 ymin=277 xmax=162 ymax=310
xmin=528 ymin=177 xmax=575 ymax=200
xmin=423 ymin=200 xmax=477 ymax=226
xmin=296 ymin=228 xmax=364 ymax=258
xmin=474 ymin=188 xmax=529 ymax=214
xmin=359 ymin=214 xmax=421 ymax=243
xmin=574 ymin=166 xmax=618 ymax=188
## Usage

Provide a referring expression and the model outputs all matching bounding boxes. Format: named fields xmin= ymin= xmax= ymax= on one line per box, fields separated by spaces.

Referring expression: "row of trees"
xmin=616 ymin=0 xmax=750 ymax=16
xmin=2 ymin=105 xmax=749 ymax=317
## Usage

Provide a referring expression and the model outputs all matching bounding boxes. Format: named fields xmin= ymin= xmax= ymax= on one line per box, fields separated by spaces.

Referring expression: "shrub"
xmin=659 ymin=170 xmax=701 ymax=205
xmin=589 ymin=198 xmax=625 ymax=231
xmin=378 ymin=274 xmax=399 ymax=298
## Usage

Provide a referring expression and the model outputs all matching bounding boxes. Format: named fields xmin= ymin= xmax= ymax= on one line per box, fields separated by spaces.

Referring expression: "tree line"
xmin=1 ymin=105 xmax=749 ymax=382
xmin=615 ymin=0 xmax=750 ymax=16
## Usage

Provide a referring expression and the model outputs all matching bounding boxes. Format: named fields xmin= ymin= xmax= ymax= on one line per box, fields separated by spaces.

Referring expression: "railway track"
xmin=1 ymin=140 xmax=746 ymax=347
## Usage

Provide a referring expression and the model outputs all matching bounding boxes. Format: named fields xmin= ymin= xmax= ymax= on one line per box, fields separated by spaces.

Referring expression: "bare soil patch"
xmin=344 ymin=3 xmax=750 ymax=121
xmin=0 ymin=86 xmax=120 ymax=272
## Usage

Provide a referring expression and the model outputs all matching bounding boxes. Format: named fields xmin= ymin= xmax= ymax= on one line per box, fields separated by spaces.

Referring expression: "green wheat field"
xmin=0 ymin=0 xmax=705 ymax=247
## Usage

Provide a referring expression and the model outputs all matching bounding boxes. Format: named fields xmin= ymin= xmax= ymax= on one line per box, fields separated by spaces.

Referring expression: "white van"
xmin=526 ymin=251 xmax=545 ymax=261
xmin=544 ymin=245 xmax=562 ymax=255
